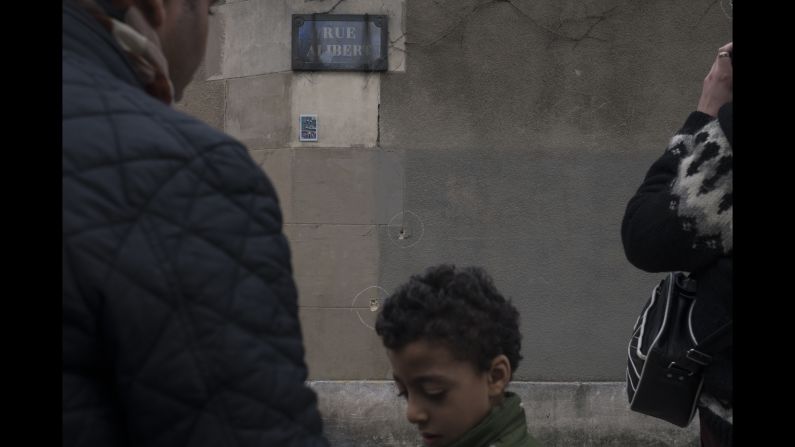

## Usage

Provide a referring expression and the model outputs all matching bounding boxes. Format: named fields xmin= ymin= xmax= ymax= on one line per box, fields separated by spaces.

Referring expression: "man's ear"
xmin=487 ymin=354 xmax=512 ymax=398
xmin=132 ymin=0 xmax=166 ymax=28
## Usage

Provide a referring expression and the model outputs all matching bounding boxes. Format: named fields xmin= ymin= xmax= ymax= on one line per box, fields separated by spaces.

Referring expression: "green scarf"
xmin=446 ymin=392 xmax=541 ymax=447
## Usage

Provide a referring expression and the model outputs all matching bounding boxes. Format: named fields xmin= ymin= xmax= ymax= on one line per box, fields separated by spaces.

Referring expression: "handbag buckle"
xmin=667 ymin=362 xmax=695 ymax=377
xmin=686 ymin=349 xmax=712 ymax=366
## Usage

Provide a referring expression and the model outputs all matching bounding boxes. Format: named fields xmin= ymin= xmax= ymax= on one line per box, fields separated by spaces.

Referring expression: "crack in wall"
xmin=409 ymin=0 xmax=627 ymax=48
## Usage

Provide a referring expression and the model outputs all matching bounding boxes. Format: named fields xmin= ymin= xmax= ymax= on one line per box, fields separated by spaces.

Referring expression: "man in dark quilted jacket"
xmin=62 ymin=1 xmax=329 ymax=446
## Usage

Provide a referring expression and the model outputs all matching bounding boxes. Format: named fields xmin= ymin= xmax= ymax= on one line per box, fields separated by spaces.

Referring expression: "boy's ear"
xmin=487 ymin=354 xmax=512 ymax=398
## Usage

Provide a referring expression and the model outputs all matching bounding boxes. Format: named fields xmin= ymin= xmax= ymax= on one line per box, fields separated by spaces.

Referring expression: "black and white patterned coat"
xmin=622 ymin=109 xmax=733 ymax=413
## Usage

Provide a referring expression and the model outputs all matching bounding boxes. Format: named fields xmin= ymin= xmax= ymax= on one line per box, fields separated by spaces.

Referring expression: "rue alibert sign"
xmin=292 ymin=14 xmax=389 ymax=71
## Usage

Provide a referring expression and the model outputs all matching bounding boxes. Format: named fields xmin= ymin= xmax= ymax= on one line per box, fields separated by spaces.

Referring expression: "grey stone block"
xmin=225 ymin=74 xmax=293 ymax=150
xmin=291 ymin=148 xmax=376 ymax=224
xmin=199 ymin=7 xmax=224 ymax=80
xmin=290 ymin=148 xmax=402 ymax=224
xmin=173 ymin=80 xmax=226 ymax=131
xmin=513 ymin=382 xmax=699 ymax=446
xmin=291 ymin=73 xmax=380 ymax=148
xmin=299 ymin=308 xmax=392 ymax=380
xmin=285 ymin=224 xmax=380 ymax=308
xmin=249 ymin=149 xmax=294 ymax=222
xmin=210 ymin=0 xmax=293 ymax=79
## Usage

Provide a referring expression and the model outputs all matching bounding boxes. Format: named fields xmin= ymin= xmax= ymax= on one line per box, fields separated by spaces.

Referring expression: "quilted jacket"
xmin=62 ymin=2 xmax=329 ymax=446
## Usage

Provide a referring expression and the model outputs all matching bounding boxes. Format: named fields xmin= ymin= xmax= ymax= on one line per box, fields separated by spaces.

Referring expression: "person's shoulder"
xmin=64 ymin=71 xmax=247 ymax=161
xmin=150 ymin=99 xmax=246 ymax=156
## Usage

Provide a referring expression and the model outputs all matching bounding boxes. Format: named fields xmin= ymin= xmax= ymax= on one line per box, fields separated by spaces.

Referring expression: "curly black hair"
xmin=375 ymin=264 xmax=523 ymax=374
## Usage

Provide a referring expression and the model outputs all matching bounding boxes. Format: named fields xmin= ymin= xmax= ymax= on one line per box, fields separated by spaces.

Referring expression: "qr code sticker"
xmin=300 ymin=115 xmax=318 ymax=142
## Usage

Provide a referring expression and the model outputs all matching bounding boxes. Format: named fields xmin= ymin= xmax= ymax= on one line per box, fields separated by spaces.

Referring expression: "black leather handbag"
xmin=626 ymin=272 xmax=732 ymax=427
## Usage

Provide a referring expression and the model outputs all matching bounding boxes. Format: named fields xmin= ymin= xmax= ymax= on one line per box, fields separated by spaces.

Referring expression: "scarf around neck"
xmin=74 ymin=0 xmax=174 ymax=104
xmin=446 ymin=392 xmax=540 ymax=447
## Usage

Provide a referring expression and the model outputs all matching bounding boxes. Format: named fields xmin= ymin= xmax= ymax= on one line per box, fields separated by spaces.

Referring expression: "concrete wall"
xmin=176 ymin=0 xmax=732 ymax=443
xmin=375 ymin=0 xmax=732 ymax=383
xmin=177 ymin=0 xmax=408 ymax=381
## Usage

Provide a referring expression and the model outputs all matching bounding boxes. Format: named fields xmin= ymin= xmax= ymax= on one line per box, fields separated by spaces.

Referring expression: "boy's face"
xmin=387 ymin=339 xmax=494 ymax=447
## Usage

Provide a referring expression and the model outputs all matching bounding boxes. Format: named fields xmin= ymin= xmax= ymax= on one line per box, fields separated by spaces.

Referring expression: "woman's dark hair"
xmin=375 ymin=264 xmax=523 ymax=374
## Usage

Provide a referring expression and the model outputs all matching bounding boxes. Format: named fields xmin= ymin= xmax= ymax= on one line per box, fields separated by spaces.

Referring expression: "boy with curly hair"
xmin=375 ymin=265 xmax=541 ymax=447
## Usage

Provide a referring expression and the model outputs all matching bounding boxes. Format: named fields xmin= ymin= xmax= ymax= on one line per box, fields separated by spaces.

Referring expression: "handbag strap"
xmin=677 ymin=321 xmax=733 ymax=369
xmin=695 ymin=321 xmax=733 ymax=353
xmin=673 ymin=272 xmax=732 ymax=367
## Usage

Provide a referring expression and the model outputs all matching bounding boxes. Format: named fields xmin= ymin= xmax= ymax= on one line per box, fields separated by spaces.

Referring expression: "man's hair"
xmin=375 ymin=264 xmax=523 ymax=374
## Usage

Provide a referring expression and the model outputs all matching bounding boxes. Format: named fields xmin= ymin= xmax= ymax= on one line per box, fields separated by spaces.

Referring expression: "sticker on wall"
xmin=351 ymin=285 xmax=390 ymax=331
xmin=299 ymin=114 xmax=318 ymax=142
xmin=387 ymin=210 xmax=425 ymax=248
